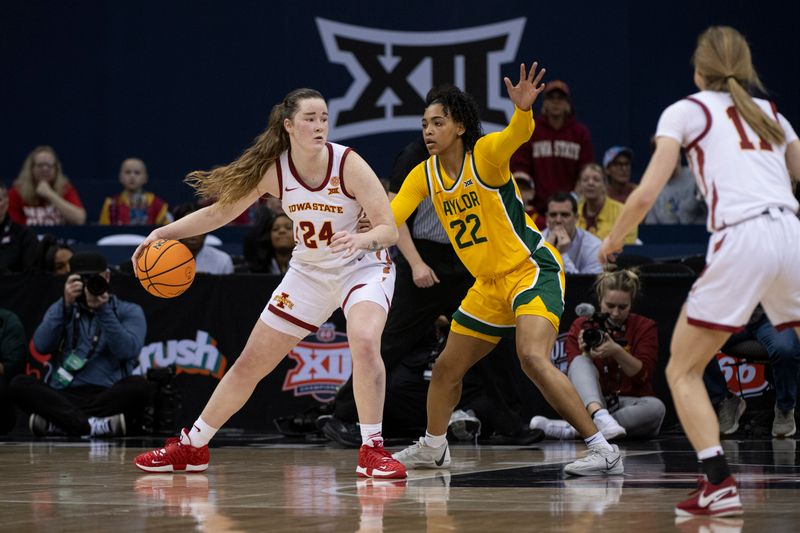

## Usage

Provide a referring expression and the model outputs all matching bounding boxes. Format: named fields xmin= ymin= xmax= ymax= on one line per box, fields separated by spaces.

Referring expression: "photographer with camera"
xmin=9 ymin=251 xmax=152 ymax=437
xmin=532 ymin=269 xmax=665 ymax=440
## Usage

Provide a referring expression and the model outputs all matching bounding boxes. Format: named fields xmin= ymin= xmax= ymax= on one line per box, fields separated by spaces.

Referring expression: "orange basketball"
xmin=136 ymin=239 xmax=196 ymax=298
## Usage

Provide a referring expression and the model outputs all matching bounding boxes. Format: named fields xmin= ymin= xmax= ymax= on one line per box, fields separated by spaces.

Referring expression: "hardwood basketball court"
xmin=1 ymin=435 xmax=796 ymax=532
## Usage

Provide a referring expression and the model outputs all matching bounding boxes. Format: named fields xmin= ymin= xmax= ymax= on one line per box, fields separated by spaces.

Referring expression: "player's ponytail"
xmin=693 ymin=26 xmax=784 ymax=146
xmin=186 ymin=88 xmax=325 ymax=205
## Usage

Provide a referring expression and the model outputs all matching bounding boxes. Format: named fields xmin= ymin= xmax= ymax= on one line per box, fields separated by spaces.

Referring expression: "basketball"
xmin=136 ymin=239 xmax=196 ymax=298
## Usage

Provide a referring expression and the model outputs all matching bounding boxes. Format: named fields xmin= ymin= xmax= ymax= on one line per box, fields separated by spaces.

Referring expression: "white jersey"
xmin=656 ymin=90 xmax=799 ymax=232
xmin=277 ymin=142 xmax=363 ymax=269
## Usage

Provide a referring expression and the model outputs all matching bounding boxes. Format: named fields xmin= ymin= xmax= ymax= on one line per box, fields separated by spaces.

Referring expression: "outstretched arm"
xmin=475 ymin=63 xmax=545 ymax=183
xmin=599 ymin=137 xmax=680 ymax=263
xmin=131 ymin=168 xmax=275 ymax=272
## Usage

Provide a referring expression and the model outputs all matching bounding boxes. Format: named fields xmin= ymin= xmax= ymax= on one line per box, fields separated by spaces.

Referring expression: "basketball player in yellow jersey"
xmin=391 ymin=64 xmax=624 ymax=476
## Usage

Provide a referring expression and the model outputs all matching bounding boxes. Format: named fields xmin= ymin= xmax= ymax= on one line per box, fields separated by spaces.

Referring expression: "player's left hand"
xmin=598 ymin=236 xmax=623 ymax=266
xmin=504 ymin=62 xmax=546 ymax=112
xmin=330 ymin=231 xmax=364 ymax=258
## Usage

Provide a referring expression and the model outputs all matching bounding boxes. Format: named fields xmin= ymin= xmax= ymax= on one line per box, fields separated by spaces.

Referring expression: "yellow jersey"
xmin=392 ymin=108 xmax=544 ymax=277
xmin=577 ymin=197 xmax=638 ymax=244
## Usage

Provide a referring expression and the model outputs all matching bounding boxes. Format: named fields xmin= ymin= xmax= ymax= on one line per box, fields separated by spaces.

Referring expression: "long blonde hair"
xmin=14 ymin=146 xmax=71 ymax=204
xmin=693 ymin=26 xmax=784 ymax=145
xmin=185 ymin=88 xmax=325 ymax=206
xmin=594 ymin=268 xmax=641 ymax=303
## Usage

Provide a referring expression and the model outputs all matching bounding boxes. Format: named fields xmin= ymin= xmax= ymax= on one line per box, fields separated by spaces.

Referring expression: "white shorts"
xmin=687 ymin=209 xmax=800 ymax=331
xmin=260 ymin=252 xmax=396 ymax=339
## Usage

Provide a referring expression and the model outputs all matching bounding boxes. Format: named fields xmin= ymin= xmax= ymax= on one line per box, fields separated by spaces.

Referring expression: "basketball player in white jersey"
xmin=600 ymin=27 xmax=800 ymax=517
xmin=131 ymin=88 xmax=406 ymax=479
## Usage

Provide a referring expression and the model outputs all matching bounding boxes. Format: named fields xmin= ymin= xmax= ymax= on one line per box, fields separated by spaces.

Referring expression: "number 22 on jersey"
xmin=449 ymin=214 xmax=488 ymax=249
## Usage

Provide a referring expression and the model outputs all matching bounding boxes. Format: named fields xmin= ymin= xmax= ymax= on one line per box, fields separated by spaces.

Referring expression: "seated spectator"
xmin=9 ymin=251 xmax=152 ymax=437
xmin=172 ymin=203 xmax=234 ymax=274
xmin=242 ymin=211 xmax=294 ymax=274
xmin=704 ymin=305 xmax=800 ymax=438
xmin=99 ymin=158 xmax=171 ymax=226
xmin=0 ymin=180 xmax=38 ymax=273
xmin=36 ymin=234 xmax=74 ymax=274
xmin=510 ymin=80 xmax=594 ymax=219
xmin=576 ymin=163 xmax=638 ymax=244
xmin=0 ymin=307 xmax=27 ymax=434
xmin=542 ymin=192 xmax=602 ymax=274
xmin=8 ymin=146 xmax=86 ymax=225
xmin=603 ymin=146 xmax=637 ymax=203
xmin=514 ymin=174 xmax=544 ymax=229
xmin=645 ymin=140 xmax=707 ymax=224
xmin=531 ymin=269 xmax=665 ymax=440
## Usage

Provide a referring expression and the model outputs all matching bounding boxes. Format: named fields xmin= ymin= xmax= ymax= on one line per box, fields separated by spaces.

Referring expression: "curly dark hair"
xmin=425 ymin=85 xmax=483 ymax=151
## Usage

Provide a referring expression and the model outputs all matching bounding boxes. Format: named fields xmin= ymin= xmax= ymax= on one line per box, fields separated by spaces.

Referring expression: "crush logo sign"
xmin=316 ymin=17 xmax=526 ymax=140
xmin=282 ymin=322 xmax=352 ymax=402
xmin=137 ymin=330 xmax=228 ymax=379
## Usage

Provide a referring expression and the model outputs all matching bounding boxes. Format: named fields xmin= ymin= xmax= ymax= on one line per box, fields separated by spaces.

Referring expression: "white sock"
xmin=182 ymin=417 xmax=218 ymax=448
xmin=584 ymin=431 xmax=613 ymax=451
xmin=697 ymin=445 xmax=724 ymax=461
xmin=424 ymin=431 xmax=447 ymax=448
xmin=360 ymin=422 xmax=383 ymax=446
xmin=592 ymin=408 xmax=610 ymax=418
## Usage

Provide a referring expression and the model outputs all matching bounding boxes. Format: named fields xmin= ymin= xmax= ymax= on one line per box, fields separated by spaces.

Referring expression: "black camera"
xmin=81 ymin=273 xmax=109 ymax=296
xmin=581 ymin=311 xmax=623 ymax=350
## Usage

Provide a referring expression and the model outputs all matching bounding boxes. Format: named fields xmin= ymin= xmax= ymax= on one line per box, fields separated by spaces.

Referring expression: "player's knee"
xmin=665 ymin=360 xmax=685 ymax=387
xmin=347 ymin=329 xmax=380 ymax=359
xmin=430 ymin=357 xmax=466 ymax=386
xmin=517 ymin=350 xmax=551 ymax=379
xmin=230 ymin=348 xmax=269 ymax=380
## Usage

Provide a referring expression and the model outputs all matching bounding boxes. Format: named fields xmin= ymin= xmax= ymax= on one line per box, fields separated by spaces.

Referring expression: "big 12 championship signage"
xmin=316 ymin=17 xmax=526 ymax=140
xmin=282 ymin=322 xmax=352 ymax=403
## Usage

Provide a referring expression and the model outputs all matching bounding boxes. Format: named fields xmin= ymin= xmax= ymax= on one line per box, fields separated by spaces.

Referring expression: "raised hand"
xmin=503 ymin=62 xmax=546 ymax=112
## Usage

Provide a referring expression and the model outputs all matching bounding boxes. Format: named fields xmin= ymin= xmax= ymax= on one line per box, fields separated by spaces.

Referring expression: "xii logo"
xmin=316 ymin=17 xmax=526 ymax=140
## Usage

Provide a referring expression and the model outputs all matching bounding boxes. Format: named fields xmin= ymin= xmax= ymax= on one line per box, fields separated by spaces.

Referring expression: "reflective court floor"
xmin=1 ymin=436 xmax=799 ymax=532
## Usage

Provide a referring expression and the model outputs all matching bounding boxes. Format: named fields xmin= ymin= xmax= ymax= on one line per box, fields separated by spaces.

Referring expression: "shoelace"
xmin=146 ymin=437 xmax=182 ymax=460
xmin=363 ymin=445 xmax=399 ymax=468
xmin=90 ymin=418 xmax=110 ymax=435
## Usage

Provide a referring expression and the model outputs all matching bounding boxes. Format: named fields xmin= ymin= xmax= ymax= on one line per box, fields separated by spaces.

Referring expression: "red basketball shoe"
xmin=134 ymin=429 xmax=210 ymax=473
xmin=675 ymin=475 xmax=742 ymax=517
xmin=357 ymin=442 xmax=407 ymax=479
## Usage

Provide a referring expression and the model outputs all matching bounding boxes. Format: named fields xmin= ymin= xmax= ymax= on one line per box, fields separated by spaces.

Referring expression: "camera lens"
xmin=583 ymin=328 xmax=603 ymax=349
xmin=85 ymin=274 xmax=109 ymax=296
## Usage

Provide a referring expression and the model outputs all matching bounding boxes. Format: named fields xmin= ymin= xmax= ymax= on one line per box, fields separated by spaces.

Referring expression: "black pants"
xmin=381 ymin=339 xmax=529 ymax=437
xmin=10 ymin=374 xmax=154 ymax=436
xmin=0 ymin=377 xmax=16 ymax=435
xmin=334 ymin=240 xmax=474 ymax=424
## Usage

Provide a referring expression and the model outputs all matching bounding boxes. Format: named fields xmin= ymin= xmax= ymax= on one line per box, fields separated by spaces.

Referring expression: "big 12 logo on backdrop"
xmin=282 ymin=322 xmax=352 ymax=402
xmin=316 ymin=17 xmax=526 ymax=140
